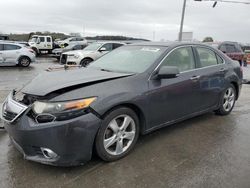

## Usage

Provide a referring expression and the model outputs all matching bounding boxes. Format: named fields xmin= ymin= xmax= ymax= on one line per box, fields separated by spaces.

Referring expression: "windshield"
xmin=89 ymin=45 xmax=166 ymax=73
xmin=29 ymin=37 xmax=37 ymax=42
xmin=65 ymin=44 xmax=75 ymax=49
xmin=84 ymin=43 xmax=102 ymax=51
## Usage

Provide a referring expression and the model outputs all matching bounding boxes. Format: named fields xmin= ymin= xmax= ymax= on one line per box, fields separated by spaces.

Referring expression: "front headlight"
xmin=31 ymin=97 xmax=96 ymax=123
xmin=74 ymin=54 xmax=80 ymax=59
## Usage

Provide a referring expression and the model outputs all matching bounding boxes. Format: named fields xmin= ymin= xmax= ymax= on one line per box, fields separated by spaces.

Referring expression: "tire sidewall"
xmin=80 ymin=58 xmax=92 ymax=67
xmin=218 ymin=84 xmax=236 ymax=115
xmin=95 ymin=107 xmax=140 ymax=161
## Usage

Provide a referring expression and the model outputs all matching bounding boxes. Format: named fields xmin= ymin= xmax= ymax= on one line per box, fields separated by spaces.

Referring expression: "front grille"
xmin=60 ymin=54 xmax=67 ymax=64
xmin=32 ymin=146 xmax=43 ymax=156
xmin=3 ymin=110 xmax=18 ymax=121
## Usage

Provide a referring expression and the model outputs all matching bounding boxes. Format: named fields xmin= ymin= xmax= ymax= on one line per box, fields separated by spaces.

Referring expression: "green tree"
xmin=203 ymin=37 xmax=214 ymax=42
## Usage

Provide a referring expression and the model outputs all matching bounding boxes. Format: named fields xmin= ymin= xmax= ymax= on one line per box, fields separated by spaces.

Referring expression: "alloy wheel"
xmin=20 ymin=58 xmax=30 ymax=67
xmin=103 ymin=115 xmax=136 ymax=156
xmin=223 ymin=87 xmax=235 ymax=112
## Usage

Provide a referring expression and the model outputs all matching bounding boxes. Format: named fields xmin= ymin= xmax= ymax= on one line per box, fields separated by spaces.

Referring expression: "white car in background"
xmin=0 ymin=41 xmax=35 ymax=67
xmin=58 ymin=37 xmax=88 ymax=48
xmin=60 ymin=42 xmax=125 ymax=66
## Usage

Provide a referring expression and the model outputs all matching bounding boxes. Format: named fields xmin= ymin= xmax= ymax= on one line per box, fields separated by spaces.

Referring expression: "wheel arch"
xmin=82 ymin=57 xmax=94 ymax=61
xmin=31 ymin=47 xmax=39 ymax=53
xmin=100 ymin=103 xmax=147 ymax=135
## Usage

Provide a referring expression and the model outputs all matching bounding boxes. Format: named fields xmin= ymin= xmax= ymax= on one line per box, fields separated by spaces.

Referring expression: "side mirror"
xmin=157 ymin=66 xmax=180 ymax=79
xmin=99 ymin=47 xmax=107 ymax=52
xmin=36 ymin=39 xmax=40 ymax=44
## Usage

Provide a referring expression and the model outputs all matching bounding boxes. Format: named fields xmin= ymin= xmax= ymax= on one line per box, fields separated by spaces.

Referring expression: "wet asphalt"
xmin=0 ymin=57 xmax=250 ymax=188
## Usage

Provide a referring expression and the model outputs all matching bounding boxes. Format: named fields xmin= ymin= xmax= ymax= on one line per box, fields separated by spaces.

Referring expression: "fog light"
xmin=41 ymin=148 xmax=58 ymax=159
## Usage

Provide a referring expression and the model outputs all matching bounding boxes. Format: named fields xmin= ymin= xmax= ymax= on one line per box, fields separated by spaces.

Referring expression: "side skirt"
xmin=144 ymin=106 xmax=218 ymax=134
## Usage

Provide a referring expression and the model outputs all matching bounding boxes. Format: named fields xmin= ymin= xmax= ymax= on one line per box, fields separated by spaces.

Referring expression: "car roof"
xmin=129 ymin=41 xmax=213 ymax=48
xmin=100 ymin=41 xmax=126 ymax=44
xmin=0 ymin=41 xmax=23 ymax=46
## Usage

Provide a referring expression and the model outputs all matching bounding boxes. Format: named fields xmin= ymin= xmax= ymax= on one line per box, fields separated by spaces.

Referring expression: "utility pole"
xmin=179 ymin=0 xmax=187 ymax=41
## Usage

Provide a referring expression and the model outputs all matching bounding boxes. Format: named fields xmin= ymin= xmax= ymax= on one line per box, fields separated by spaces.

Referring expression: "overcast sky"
xmin=0 ymin=0 xmax=250 ymax=42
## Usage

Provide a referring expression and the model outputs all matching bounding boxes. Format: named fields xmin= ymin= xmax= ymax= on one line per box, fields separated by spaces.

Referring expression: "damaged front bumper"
xmin=1 ymin=91 xmax=102 ymax=166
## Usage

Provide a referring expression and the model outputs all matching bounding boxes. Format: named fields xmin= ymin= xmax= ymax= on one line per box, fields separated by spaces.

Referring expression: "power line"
xmin=195 ymin=0 xmax=250 ymax=5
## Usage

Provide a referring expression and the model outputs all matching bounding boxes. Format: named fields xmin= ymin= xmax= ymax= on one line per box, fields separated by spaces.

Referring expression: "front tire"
xmin=95 ymin=107 xmax=139 ymax=162
xmin=80 ymin=58 xmax=93 ymax=67
xmin=18 ymin=56 xmax=31 ymax=67
xmin=215 ymin=84 xmax=236 ymax=115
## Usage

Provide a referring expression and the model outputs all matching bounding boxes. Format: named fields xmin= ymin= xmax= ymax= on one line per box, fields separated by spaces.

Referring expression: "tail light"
xmin=29 ymin=49 xmax=35 ymax=54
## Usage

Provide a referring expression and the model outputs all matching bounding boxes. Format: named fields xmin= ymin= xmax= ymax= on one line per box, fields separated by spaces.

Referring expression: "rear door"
xmin=193 ymin=46 xmax=226 ymax=110
xmin=46 ymin=37 xmax=53 ymax=50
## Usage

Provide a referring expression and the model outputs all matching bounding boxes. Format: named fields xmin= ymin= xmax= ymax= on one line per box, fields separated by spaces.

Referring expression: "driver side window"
xmin=101 ymin=43 xmax=113 ymax=51
xmin=161 ymin=47 xmax=195 ymax=72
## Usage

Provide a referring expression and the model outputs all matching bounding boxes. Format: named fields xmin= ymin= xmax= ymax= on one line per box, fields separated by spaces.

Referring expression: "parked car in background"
xmin=240 ymin=44 xmax=250 ymax=66
xmin=58 ymin=37 xmax=87 ymax=48
xmin=218 ymin=42 xmax=244 ymax=66
xmin=0 ymin=41 xmax=35 ymax=67
xmin=204 ymin=42 xmax=220 ymax=49
xmin=0 ymin=35 xmax=9 ymax=40
xmin=53 ymin=38 xmax=61 ymax=48
xmin=28 ymin=35 xmax=53 ymax=56
xmin=52 ymin=44 xmax=87 ymax=60
xmin=60 ymin=42 xmax=125 ymax=66
xmin=1 ymin=42 xmax=242 ymax=166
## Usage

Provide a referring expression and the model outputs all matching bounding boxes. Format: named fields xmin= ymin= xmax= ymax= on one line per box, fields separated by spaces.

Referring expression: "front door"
xmin=37 ymin=36 xmax=47 ymax=50
xmin=147 ymin=46 xmax=201 ymax=129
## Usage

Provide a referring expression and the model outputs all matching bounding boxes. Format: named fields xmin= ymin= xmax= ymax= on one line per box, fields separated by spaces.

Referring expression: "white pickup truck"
xmin=28 ymin=35 xmax=53 ymax=56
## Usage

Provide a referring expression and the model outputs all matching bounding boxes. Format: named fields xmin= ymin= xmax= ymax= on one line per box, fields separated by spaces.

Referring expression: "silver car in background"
xmin=60 ymin=42 xmax=125 ymax=66
xmin=0 ymin=41 xmax=36 ymax=67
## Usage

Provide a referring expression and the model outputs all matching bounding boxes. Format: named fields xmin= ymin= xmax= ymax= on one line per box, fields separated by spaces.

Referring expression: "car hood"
xmin=63 ymin=50 xmax=95 ymax=56
xmin=21 ymin=68 xmax=133 ymax=96
xmin=52 ymin=48 xmax=63 ymax=53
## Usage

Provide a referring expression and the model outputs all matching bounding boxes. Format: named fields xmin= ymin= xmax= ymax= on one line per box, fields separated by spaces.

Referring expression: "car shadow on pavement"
xmin=0 ymin=65 xmax=35 ymax=71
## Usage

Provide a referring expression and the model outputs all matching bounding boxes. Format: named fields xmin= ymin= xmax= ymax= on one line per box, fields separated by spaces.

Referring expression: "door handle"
xmin=190 ymin=75 xmax=200 ymax=81
xmin=220 ymin=68 xmax=226 ymax=72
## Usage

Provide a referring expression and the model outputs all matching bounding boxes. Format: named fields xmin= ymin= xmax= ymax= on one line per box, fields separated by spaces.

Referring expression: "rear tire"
xmin=18 ymin=56 xmax=31 ymax=67
xmin=95 ymin=107 xmax=140 ymax=162
xmin=215 ymin=84 xmax=236 ymax=115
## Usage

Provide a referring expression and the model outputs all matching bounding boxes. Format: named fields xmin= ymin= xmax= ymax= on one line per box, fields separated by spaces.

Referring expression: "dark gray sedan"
xmin=1 ymin=42 xmax=242 ymax=166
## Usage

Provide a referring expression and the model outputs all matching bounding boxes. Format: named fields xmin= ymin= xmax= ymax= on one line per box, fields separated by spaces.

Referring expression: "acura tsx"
xmin=1 ymin=42 xmax=242 ymax=166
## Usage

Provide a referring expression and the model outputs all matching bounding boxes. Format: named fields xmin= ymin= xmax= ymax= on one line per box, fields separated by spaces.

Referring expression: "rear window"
xmin=226 ymin=44 xmax=237 ymax=53
xmin=216 ymin=55 xmax=224 ymax=64
xmin=47 ymin=37 xmax=51 ymax=42
xmin=196 ymin=47 xmax=218 ymax=67
xmin=0 ymin=44 xmax=3 ymax=51
xmin=113 ymin=43 xmax=124 ymax=49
